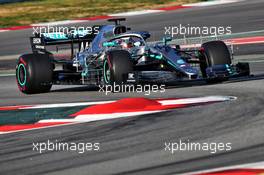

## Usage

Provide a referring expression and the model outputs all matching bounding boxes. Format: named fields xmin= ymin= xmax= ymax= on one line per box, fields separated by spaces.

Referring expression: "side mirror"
xmin=162 ymin=36 xmax=172 ymax=45
xmin=103 ymin=41 xmax=117 ymax=47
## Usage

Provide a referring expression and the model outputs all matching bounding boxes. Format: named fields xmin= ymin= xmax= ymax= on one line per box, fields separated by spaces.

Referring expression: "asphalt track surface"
xmin=0 ymin=0 xmax=264 ymax=174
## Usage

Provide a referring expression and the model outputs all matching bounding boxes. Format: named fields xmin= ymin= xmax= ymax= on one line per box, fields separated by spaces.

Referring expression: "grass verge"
xmin=0 ymin=0 xmax=202 ymax=28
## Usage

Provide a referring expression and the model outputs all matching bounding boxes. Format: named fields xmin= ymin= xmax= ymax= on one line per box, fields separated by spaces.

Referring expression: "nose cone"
xmin=179 ymin=64 xmax=199 ymax=79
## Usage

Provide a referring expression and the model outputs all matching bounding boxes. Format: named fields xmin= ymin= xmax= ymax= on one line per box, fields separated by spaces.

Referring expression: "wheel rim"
xmin=103 ymin=60 xmax=111 ymax=83
xmin=17 ymin=63 xmax=26 ymax=86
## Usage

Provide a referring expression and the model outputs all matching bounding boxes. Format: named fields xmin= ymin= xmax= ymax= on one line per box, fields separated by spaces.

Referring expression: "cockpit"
xmin=112 ymin=35 xmax=145 ymax=49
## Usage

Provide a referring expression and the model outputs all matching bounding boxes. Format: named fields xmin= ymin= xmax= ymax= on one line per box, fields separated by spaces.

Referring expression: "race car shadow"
xmin=51 ymin=85 xmax=99 ymax=92
xmin=50 ymin=74 xmax=264 ymax=93
xmin=165 ymin=73 xmax=264 ymax=89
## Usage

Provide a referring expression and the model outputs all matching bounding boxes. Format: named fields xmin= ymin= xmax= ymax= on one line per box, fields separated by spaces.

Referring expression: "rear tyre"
xmin=103 ymin=50 xmax=133 ymax=85
xmin=200 ymin=41 xmax=231 ymax=81
xmin=16 ymin=53 xmax=53 ymax=94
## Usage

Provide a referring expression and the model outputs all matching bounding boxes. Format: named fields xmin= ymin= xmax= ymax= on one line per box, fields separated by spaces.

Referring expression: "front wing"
xmin=126 ymin=62 xmax=250 ymax=84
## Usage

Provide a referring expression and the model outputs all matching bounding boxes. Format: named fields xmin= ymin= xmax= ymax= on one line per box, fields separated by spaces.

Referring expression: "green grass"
xmin=0 ymin=0 xmax=202 ymax=28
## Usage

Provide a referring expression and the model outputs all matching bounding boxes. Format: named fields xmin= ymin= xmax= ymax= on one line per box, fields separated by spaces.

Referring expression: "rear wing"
xmin=30 ymin=26 xmax=100 ymax=58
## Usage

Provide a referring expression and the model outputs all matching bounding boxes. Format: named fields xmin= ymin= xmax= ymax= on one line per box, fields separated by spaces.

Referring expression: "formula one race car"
xmin=16 ymin=18 xmax=250 ymax=94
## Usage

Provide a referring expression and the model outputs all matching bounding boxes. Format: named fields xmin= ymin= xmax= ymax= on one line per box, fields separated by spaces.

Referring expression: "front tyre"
xmin=201 ymin=40 xmax=231 ymax=67
xmin=16 ymin=53 xmax=53 ymax=94
xmin=103 ymin=50 xmax=133 ymax=85
xmin=200 ymin=41 xmax=231 ymax=82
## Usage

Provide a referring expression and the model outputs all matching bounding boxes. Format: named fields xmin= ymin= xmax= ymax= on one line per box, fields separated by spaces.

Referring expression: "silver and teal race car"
xmin=16 ymin=18 xmax=250 ymax=94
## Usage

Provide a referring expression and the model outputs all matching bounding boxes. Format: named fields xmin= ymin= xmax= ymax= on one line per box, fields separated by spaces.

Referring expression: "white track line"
xmin=158 ymin=96 xmax=236 ymax=106
xmin=0 ymin=73 xmax=15 ymax=77
xmin=31 ymin=20 xmax=86 ymax=27
xmin=20 ymin=100 xmax=115 ymax=109
xmin=0 ymin=100 xmax=115 ymax=110
xmin=185 ymin=161 xmax=264 ymax=175
xmin=109 ymin=10 xmax=163 ymax=17
xmin=0 ymin=122 xmax=77 ymax=135
xmin=183 ymin=0 xmax=243 ymax=7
